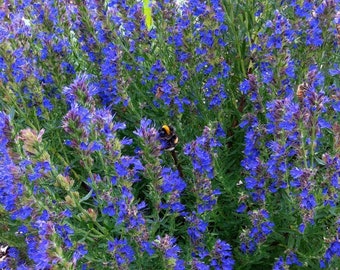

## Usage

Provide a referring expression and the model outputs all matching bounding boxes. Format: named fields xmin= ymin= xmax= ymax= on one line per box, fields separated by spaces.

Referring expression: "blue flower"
xmin=200 ymin=30 xmax=214 ymax=47
xmin=160 ymin=168 xmax=186 ymax=213
xmin=329 ymin=64 xmax=340 ymax=76
xmin=236 ymin=203 xmax=247 ymax=213
xmin=61 ymin=61 xmax=75 ymax=74
xmin=114 ymin=156 xmax=144 ymax=182
xmin=306 ymin=19 xmax=323 ymax=47
xmin=243 ymin=209 xmax=275 ymax=251
xmin=63 ymin=73 xmax=98 ymax=106
xmin=286 ymin=251 xmax=302 ymax=266
xmin=192 ymin=259 xmax=210 ymax=270
xmin=10 ymin=206 xmax=33 ymax=220
xmin=26 ymin=236 xmax=52 ymax=268
xmin=174 ymin=259 xmax=186 ymax=270
xmin=187 ymin=215 xmax=208 ymax=242
xmin=300 ymin=192 xmax=316 ymax=210
xmin=260 ymin=62 xmax=274 ymax=84
xmin=273 ymin=256 xmax=285 ymax=270
xmin=210 ymin=239 xmax=235 ymax=269
xmin=107 ymin=238 xmax=135 ymax=266
xmin=245 ymin=177 xmax=257 ymax=190
xmin=323 ymin=240 xmax=340 ymax=265
xmin=141 ymin=241 xmax=155 ymax=256
xmin=56 ymin=224 xmax=74 ymax=248
xmin=165 ymin=245 xmax=181 ymax=259
xmin=103 ymin=202 xmax=116 ymax=217
xmin=72 ymin=245 xmax=88 ymax=264
xmin=298 ymin=223 xmax=305 ymax=233
xmin=62 ymin=105 xmax=92 ymax=139
xmin=42 ymin=97 xmax=54 ymax=111
xmin=153 ymin=235 xmax=181 ymax=260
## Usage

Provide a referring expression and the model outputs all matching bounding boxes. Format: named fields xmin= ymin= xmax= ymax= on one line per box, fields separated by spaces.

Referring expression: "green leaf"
xmin=315 ymin=156 xmax=326 ymax=166
xmin=79 ymin=189 xmax=93 ymax=203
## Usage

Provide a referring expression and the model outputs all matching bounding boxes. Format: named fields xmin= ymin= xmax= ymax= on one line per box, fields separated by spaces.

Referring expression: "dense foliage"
xmin=0 ymin=0 xmax=339 ymax=269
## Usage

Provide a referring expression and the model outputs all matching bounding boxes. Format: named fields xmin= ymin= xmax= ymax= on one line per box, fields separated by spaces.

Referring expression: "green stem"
xmin=299 ymin=120 xmax=308 ymax=168
xmin=310 ymin=115 xmax=317 ymax=168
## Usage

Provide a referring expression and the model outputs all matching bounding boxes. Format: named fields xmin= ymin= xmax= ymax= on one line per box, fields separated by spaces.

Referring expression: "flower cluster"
xmin=273 ymin=251 xmax=302 ymax=269
xmin=239 ymin=209 xmax=274 ymax=254
xmin=152 ymin=234 xmax=184 ymax=269
xmin=1 ymin=0 xmax=339 ymax=268
xmin=159 ymin=167 xmax=186 ymax=214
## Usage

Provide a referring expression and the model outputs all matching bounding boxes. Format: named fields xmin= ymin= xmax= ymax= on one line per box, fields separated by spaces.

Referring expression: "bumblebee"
xmin=0 ymin=243 xmax=8 ymax=262
xmin=158 ymin=125 xmax=179 ymax=151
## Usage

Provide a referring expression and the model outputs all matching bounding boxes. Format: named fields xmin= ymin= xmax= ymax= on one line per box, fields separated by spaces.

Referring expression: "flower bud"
xmin=65 ymin=191 xmax=79 ymax=207
xmin=56 ymin=174 xmax=74 ymax=191
xmin=87 ymin=208 xmax=97 ymax=221
xmin=18 ymin=128 xmax=45 ymax=155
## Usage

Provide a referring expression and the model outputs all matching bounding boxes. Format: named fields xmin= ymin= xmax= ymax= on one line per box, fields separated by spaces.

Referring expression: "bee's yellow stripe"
xmin=162 ymin=125 xmax=171 ymax=135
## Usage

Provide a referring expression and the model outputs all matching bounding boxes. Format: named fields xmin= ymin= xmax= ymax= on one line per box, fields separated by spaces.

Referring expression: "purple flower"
xmin=329 ymin=64 xmax=340 ymax=76
xmin=210 ymin=239 xmax=235 ymax=269
xmin=107 ymin=238 xmax=135 ymax=266
xmin=55 ymin=224 xmax=74 ymax=248
xmin=17 ymin=225 xmax=28 ymax=235
xmin=285 ymin=59 xmax=295 ymax=78
xmin=286 ymin=251 xmax=302 ymax=266
xmin=63 ymin=73 xmax=98 ymax=106
xmin=260 ymin=62 xmax=274 ymax=84
xmin=134 ymin=119 xmax=161 ymax=156
xmin=192 ymin=259 xmax=210 ymax=270
xmin=26 ymin=236 xmax=54 ymax=268
xmin=11 ymin=206 xmax=33 ymax=220
xmin=273 ymin=256 xmax=284 ymax=270
xmin=323 ymin=240 xmax=340 ymax=266
xmin=103 ymin=202 xmax=115 ymax=217
xmin=62 ymin=209 xmax=73 ymax=218
xmin=240 ymin=209 xmax=274 ymax=253
xmin=306 ymin=19 xmax=323 ymax=47
xmin=187 ymin=215 xmax=208 ymax=243
xmin=298 ymin=223 xmax=305 ymax=233
xmin=62 ymin=105 xmax=92 ymax=139
xmin=42 ymin=97 xmax=54 ymax=111
xmin=184 ymin=126 xmax=221 ymax=179
xmin=160 ymin=168 xmax=186 ymax=213
xmin=174 ymin=259 xmax=186 ymax=270
xmin=153 ymin=235 xmax=181 ymax=260
xmin=61 ymin=61 xmax=75 ymax=74
xmin=113 ymin=186 xmax=146 ymax=229
xmin=141 ymin=241 xmax=155 ymax=256
xmin=72 ymin=245 xmax=88 ymax=265
xmin=165 ymin=245 xmax=181 ymax=259
xmin=236 ymin=203 xmax=247 ymax=213
xmin=300 ymin=192 xmax=316 ymax=210
xmin=114 ymin=156 xmax=144 ymax=182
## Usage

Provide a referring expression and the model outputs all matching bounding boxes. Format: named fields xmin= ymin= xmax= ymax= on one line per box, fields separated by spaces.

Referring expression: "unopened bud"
xmin=56 ymin=174 xmax=74 ymax=191
xmin=18 ymin=128 xmax=45 ymax=156
xmin=87 ymin=208 xmax=97 ymax=221
xmin=65 ymin=195 xmax=75 ymax=207
xmin=65 ymin=191 xmax=79 ymax=207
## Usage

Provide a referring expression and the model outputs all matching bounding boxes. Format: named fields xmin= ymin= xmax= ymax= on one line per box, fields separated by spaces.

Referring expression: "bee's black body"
xmin=0 ymin=243 xmax=9 ymax=262
xmin=158 ymin=125 xmax=179 ymax=151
